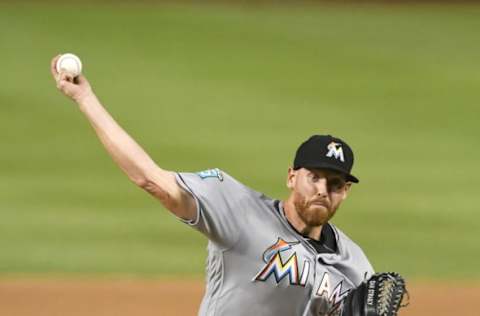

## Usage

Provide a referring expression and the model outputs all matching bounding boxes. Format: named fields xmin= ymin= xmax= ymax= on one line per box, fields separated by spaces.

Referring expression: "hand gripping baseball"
xmin=51 ymin=55 xmax=93 ymax=103
xmin=341 ymin=272 xmax=408 ymax=316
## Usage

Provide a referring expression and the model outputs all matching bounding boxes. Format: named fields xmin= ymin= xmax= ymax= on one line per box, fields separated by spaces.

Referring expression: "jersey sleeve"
xmin=175 ymin=168 xmax=254 ymax=248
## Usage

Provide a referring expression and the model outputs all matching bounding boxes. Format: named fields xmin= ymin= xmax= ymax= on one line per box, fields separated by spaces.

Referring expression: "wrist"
xmin=76 ymin=91 xmax=96 ymax=109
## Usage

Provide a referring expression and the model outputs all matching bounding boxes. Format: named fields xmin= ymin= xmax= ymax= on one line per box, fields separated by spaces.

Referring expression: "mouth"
xmin=310 ymin=200 xmax=329 ymax=208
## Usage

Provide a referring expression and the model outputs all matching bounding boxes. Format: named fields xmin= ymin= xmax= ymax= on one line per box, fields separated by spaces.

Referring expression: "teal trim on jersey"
xmin=196 ymin=168 xmax=224 ymax=181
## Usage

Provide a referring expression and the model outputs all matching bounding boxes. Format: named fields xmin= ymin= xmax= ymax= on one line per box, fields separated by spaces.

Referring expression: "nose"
xmin=315 ymin=178 xmax=328 ymax=197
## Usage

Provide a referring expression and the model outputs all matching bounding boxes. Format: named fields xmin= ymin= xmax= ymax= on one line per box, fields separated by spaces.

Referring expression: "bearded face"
xmin=287 ymin=168 xmax=351 ymax=227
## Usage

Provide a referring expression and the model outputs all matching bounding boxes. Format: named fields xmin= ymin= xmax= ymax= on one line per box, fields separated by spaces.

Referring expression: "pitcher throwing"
xmin=51 ymin=55 xmax=407 ymax=316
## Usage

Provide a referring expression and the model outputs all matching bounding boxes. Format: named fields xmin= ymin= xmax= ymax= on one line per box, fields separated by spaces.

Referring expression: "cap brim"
xmin=297 ymin=162 xmax=359 ymax=183
xmin=345 ymin=174 xmax=359 ymax=184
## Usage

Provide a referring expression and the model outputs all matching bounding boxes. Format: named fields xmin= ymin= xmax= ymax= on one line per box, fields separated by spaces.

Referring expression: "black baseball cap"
xmin=293 ymin=135 xmax=359 ymax=183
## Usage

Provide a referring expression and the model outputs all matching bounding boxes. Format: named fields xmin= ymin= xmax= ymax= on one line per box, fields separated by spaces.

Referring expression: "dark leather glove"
xmin=342 ymin=272 xmax=408 ymax=316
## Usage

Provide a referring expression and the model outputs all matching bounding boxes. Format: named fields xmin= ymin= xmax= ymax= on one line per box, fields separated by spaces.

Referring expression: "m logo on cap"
xmin=326 ymin=142 xmax=345 ymax=162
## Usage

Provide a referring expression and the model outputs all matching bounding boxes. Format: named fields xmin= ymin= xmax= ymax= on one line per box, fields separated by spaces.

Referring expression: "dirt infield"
xmin=0 ymin=279 xmax=477 ymax=316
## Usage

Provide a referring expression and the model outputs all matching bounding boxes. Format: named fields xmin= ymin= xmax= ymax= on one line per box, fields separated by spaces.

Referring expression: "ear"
xmin=341 ymin=182 xmax=352 ymax=200
xmin=286 ymin=167 xmax=296 ymax=190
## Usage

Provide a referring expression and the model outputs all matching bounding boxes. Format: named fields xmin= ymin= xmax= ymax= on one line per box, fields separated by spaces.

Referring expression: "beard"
xmin=292 ymin=191 xmax=335 ymax=227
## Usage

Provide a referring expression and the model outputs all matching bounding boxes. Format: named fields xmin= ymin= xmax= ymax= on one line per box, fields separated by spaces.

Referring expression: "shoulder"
xmin=177 ymin=168 xmax=268 ymax=201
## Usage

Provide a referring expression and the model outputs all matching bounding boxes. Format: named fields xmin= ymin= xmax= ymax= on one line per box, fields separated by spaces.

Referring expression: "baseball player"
xmin=50 ymin=56 xmax=389 ymax=316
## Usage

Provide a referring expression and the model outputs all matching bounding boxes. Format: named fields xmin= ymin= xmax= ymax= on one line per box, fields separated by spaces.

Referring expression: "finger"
xmin=75 ymin=74 xmax=87 ymax=85
xmin=59 ymin=72 xmax=68 ymax=82
xmin=57 ymin=73 xmax=75 ymax=91
xmin=50 ymin=54 xmax=62 ymax=78
xmin=65 ymin=73 xmax=74 ymax=83
xmin=59 ymin=72 xmax=74 ymax=83
xmin=57 ymin=78 xmax=68 ymax=90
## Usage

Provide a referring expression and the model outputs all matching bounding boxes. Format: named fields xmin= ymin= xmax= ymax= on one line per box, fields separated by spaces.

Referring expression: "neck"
xmin=283 ymin=198 xmax=323 ymax=240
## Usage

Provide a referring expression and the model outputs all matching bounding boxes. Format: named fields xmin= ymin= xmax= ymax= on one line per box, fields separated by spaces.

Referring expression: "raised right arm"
xmin=50 ymin=55 xmax=196 ymax=221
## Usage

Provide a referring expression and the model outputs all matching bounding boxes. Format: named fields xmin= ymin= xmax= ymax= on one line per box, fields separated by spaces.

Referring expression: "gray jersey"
xmin=176 ymin=169 xmax=374 ymax=316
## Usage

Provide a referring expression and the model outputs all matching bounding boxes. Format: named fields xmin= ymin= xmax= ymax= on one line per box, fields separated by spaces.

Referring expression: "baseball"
xmin=56 ymin=53 xmax=82 ymax=77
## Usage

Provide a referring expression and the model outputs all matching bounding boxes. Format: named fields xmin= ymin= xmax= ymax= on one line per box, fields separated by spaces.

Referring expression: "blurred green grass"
xmin=1 ymin=2 xmax=479 ymax=279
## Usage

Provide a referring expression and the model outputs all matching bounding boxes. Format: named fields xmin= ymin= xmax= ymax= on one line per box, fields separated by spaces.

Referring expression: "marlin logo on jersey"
xmin=253 ymin=238 xmax=310 ymax=286
xmin=326 ymin=142 xmax=345 ymax=162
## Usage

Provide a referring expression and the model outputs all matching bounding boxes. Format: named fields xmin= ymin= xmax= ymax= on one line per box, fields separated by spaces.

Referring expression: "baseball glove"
xmin=341 ymin=272 xmax=408 ymax=316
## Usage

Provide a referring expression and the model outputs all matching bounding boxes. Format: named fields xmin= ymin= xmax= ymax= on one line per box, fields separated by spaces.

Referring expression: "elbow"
xmin=137 ymin=178 xmax=175 ymax=206
xmin=131 ymin=168 xmax=164 ymax=190
xmin=135 ymin=175 xmax=195 ymax=220
xmin=137 ymin=178 xmax=158 ymax=194
xmin=132 ymin=176 xmax=149 ymax=189
xmin=131 ymin=170 xmax=185 ymax=214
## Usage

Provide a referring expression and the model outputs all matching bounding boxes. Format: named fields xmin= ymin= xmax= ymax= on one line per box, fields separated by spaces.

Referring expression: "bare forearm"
xmin=77 ymin=93 xmax=161 ymax=186
xmin=50 ymin=53 xmax=196 ymax=220
xmin=76 ymin=93 xmax=195 ymax=219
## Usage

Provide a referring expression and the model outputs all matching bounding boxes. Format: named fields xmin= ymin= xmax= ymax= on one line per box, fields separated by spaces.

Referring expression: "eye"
xmin=328 ymin=178 xmax=346 ymax=191
xmin=310 ymin=173 xmax=320 ymax=182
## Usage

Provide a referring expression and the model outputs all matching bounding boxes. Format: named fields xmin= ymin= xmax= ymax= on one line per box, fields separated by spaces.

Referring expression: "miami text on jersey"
xmin=253 ymin=238 xmax=351 ymax=315
xmin=315 ymin=272 xmax=350 ymax=315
